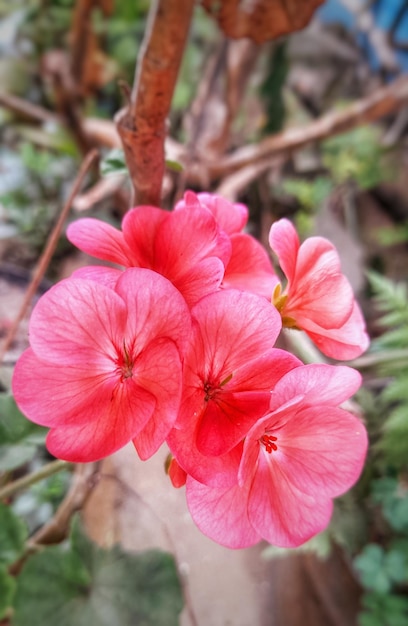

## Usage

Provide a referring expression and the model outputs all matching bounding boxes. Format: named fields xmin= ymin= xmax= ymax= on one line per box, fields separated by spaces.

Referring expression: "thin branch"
xmin=0 ymin=91 xmax=57 ymax=123
xmin=0 ymin=149 xmax=99 ymax=364
xmin=209 ymin=75 xmax=408 ymax=178
xmin=29 ymin=462 xmax=100 ymax=546
xmin=115 ymin=0 xmax=195 ymax=206
xmin=0 ymin=460 xmax=71 ymax=501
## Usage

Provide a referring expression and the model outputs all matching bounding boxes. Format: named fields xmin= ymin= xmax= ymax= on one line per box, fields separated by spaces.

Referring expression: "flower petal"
xmin=156 ymin=205 xmax=231 ymax=276
xmin=268 ymin=218 xmax=300 ymax=285
xmin=71 ymin=266 xmax=121 ymax=289
xmin=115 ymin=268 xmax=192 ymax=357
xmin=269 ymin=363 xmax=362 ymax=411
xmin=132 ymin=338 xmax=183 ymax=460
xmin=302 ymin=302 xmax=370 ymax=360
xmin=223 ymin=233 xmax=278 ymax=298
xmin=266 ymin=405 xmax=368 ymax=498
xmin=248 ymin=451 xmax=334 ymax=547
xmin=186 ymin=476 xmax=261 ymax=549
xmin=176 ymin=191 xmax=249 ymax=234
xmin=29 ymin=278 xmax=127 ymax=366
xmin=67 ymin=218 xmax=133 ymax=266
xmin=46 ymin=377 xmax=156 ymax=462
xmin=13 ymin=349 xmax=157 ymax=462
xmin=189 ymin=290 xmax=283 ymax=378
xmin=122 ymin=205 xmax=167 ymax=267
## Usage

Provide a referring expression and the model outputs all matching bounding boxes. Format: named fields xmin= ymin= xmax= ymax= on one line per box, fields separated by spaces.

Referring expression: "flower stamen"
xmin=260 ymin=434 xmax=278 ymax=453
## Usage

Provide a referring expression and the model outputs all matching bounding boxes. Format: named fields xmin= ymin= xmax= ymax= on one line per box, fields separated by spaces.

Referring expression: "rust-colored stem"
xmin=116 ymin=0 xmax=194 ymax=207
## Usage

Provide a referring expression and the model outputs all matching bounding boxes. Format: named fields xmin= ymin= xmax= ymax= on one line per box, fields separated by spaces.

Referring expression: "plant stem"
xmin=0 ymin=460 xmax=72 ymax=500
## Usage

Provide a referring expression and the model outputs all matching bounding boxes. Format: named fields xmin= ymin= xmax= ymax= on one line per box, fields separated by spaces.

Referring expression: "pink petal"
xmin=196 ymin=390 xmax=271 ymax=456
xmin=67 ymin=218 xmax=133 ymax=266
xmin=196 ymin=350 xmax=301 ymax=456
xmin=122 ymin=205 xmax=167 ymax=267
xmin=168 ymin=457 xmax=187 ymax=488
xmin=12 ymin=349 xmax=116 ymax=427
xmin=72 ymin=266 xmax=121 ymax=289
xmin=268 ymin=218 xmax=300 ymax=285
xmin=115 ymin=268 xmax=192 ymax=357
xmin=167 ymin=421 xmax=242 ymax=488
xmin=46 ymin=377 xmax=156 ymax=462
xmin=288 ymin=238 xmax=354 ymax=328
xmin=269 ymin=364 xmax=362 ymax=411
xmin=156 ymin=205 xmax=231 ymax=275
xmin=186 ymin=476 xmax=261 ymax=548
xmin=264 ymin=405 xmax=368 ymax=498
xmin=132 ymin=338 xmax=183 ymax=460
xmin=189 ymin=290 xmax=282 ymax=377
xmin=302 ymin=302 xmax=370 ymax=360
xmin=13 ymin=349 xmax=157 ymax=462
xmin=29 ymin=278 xmax=127 ymax=366
xmin=171 ymin=257 xmax=224 ymax=308
xmin=176 ymin=191 xmax=249 ymax=234
xmin=222 ymin=233 xmax=278 ymax=298
xmin=248 ymin=451 xmax=334 ymax=547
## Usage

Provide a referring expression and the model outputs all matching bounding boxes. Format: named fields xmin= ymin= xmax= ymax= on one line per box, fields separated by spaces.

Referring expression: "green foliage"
xmin=0 ymin=503 xmax=27 ymax=619
xmin=372 ymin=478 xmax=408 ymax=534
xmin=12 ymin=517 xmax=184 ymax=626
xmin=100 ymin=148 xmax=128 ymax=176
xmin=0 ymin=394 xmax=46 ymax=471
xmin=367 ymin=272 xmax=408 ymax=467
xmin=0 ymin=143 xmax=76 ymax=252
xmin=281 ymin=176 xmax=333 ymax=212
xmin=354 ymin=543 xmax=408 ymax=593
xmin=0 ymin=502 xmax=27 ymax=567
xmin=322 ymin=125 xmax=390 ymax=190
xmin=101 ymin=148 xmax=184 ymax=177
xmin=359 ymin=592 xmax=408 ymax=626
xmin=0 ymin=566 xmax=15 ymax=620
xmin=353 ymin=273 xmax=408 ymax=625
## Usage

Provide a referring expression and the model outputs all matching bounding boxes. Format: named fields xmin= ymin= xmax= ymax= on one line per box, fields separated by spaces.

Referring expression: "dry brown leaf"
xmin=202 ymin=0 xmax=325 ymax=44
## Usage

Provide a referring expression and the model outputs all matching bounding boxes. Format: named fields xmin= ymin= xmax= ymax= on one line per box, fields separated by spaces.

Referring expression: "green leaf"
xmin=0 ymin=394 xmax=46 ymax=471
xmin=100 ymin=149 xmax=128 ymax=176
xmin=0 ymin=444 xmax=38 ymax=472
xmin=0 ymin=502 xmax=27 ymax=566
xmin=360 ymin=592 xmax=408 ymax=626
xmin=0 ymin=395 xmax=40 ymax=444
xmin=165 ymin=159 xmax=183 ymax=173
xmin=354 ymin=544 xmax=391 ymax=593
xmin=12 ymin=517 xmax=183 ymax=626
xmin=0 ymin=565 xmax=15 ymax=620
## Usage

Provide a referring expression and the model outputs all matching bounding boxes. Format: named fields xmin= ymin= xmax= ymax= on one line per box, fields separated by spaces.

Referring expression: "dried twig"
xmin=0 ymin=91 xmax=57 ymax=123
xmin=29 ymin=462 xmax=100 ymax=546
xmin=0 ymin=149 xmax=99 ymax=364
xmin=208 ymin=75 xmax=408 ymax=178
xmin=0 ymin=460 xmax=70 ymax=501
xmin=115 ymin=0 xmax=195 ymax=206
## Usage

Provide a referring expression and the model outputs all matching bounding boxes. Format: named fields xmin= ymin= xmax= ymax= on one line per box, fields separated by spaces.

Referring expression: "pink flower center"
xmin=115 ymin=342 xmax=134 ymax=382
xmin=260 ymin=433 xmax=278 ymax=453
xmin=203 ymin=372 xmax=233 ymax=402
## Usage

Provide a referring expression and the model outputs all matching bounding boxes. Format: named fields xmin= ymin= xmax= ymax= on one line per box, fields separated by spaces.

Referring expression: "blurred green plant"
xmin=352 ymin=273 xmax=408 ymax=626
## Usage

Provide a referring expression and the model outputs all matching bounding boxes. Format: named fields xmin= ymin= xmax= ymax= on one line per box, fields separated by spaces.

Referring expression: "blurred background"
xmin=1 ymin=1 xmax=408 ymax=625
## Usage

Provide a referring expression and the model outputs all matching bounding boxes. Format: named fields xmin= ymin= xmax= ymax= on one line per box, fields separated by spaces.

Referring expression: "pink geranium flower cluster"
xmin=12 ymin=192 xmax=369 ymax=548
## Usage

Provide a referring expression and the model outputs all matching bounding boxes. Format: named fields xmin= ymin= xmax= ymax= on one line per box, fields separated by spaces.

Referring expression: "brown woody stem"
xmin=116 ymin=0 xmax=194 ymax=207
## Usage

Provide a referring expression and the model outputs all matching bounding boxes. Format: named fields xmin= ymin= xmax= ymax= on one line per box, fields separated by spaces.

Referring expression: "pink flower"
xmin=67 ymin=203 xmax=231 ymax=308
xmin=186 ymin=364 xmax=367 ymax=548
xmin=167 ymin=289 xmax=301 ymax=487
xmin=177 ymin=191 xmax=278 ymax=298
xmin=175 ymin=191 xmax=249 ymax=235
xmin=269 ymin=218 xmax=369 ymax=359
xmin=12 ymin=268 xmax=191 ymax=462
